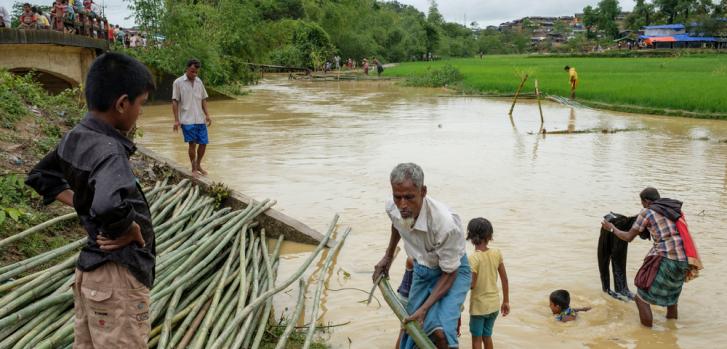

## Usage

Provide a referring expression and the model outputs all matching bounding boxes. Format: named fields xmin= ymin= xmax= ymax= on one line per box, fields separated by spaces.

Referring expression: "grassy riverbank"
xmin=385 ymin=54 xmax=727 ymax=118
xmin=0 ymin=71 xmax=86 ymax=266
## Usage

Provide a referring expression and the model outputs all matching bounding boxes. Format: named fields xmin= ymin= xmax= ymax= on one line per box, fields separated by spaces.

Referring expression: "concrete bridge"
xmin=0 ymin=28 xmax=108 ymax=93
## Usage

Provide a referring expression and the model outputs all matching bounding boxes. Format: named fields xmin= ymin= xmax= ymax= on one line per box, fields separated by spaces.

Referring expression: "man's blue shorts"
xmin=470 ymin=311 xmax=498 ymax=337
xmin=181 ymin=124 xmax=209 ymax=144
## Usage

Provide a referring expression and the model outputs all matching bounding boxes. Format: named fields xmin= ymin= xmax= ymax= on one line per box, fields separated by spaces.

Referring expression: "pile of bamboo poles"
xmin=0 ymin=178 xmax=347 ymax=348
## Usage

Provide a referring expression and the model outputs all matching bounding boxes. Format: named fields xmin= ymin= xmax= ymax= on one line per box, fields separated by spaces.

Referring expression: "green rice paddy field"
xmin=384 ymin=55 xmax=727 ymax=117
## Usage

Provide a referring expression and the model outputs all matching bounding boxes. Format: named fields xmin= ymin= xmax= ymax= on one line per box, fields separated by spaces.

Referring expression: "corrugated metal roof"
xmin=643 ymin=24 xmax=685 ymax=30
xmin=672 ymin=34 xmax=716 ymax=42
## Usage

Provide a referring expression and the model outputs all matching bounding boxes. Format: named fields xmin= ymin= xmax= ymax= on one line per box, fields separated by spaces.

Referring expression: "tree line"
xmin=125 ymin=0 xmax=726 ymax=86
xmin=127 ymin=0 xmax=494 ymax=85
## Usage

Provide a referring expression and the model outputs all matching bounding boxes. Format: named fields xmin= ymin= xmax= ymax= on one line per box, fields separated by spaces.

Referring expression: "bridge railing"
xmin=0 ymin=27 xmax=108 ymax=50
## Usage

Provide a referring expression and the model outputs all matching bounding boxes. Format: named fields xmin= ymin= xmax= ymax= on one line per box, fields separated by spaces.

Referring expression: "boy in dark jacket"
xmin=26 ymin=52 xmax=156 ymax=348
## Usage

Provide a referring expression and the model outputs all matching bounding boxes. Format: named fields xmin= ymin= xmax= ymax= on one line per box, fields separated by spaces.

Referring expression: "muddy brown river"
xmin=138 ymin=78 xmax=727 ymax=348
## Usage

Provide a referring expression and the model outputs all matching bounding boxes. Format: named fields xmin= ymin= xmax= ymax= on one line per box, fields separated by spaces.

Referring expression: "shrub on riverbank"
xmin=405 ymin=64 xmax=463 ymax=88
xmin=0 ymin=70 xmax=87 ymax=266
xmin=386 ymin=55 xmax=727 ymax=117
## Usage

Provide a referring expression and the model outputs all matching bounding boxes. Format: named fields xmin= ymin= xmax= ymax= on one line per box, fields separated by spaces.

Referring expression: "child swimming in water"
xmin=549 ymin=289 xmax=591 ymax=322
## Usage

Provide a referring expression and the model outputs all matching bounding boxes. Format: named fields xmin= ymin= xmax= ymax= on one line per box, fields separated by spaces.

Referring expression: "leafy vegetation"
xmin=0 ymin=70 xmax=86 ymax=266
xmin=386 ymin=55 xmax=727 ymax=116
xmin=0 ymin=174 xmax=38 ymax=226
xmin=124 ymin=0 xmax=491 ymax=86
xmin=0 ymin=71 xmax=84 ymax=157
xmin=208 ymin=182 xmax=232 ymax=208
xmin=405 ymin=63 xmax=462 ymax=87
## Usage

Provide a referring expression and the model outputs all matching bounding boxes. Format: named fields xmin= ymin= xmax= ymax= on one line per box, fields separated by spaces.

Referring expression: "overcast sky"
xmin=0 ymin=0 xmax=638 ymax=28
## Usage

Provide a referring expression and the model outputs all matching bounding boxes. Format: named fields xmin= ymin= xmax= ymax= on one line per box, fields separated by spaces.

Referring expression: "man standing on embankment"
xmin=172 ymin=59 xmax=212 ymax=177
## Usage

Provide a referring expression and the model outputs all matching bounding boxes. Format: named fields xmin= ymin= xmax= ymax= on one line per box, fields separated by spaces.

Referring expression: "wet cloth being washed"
xmin=400 ymin=255 xmax=471 ymax=349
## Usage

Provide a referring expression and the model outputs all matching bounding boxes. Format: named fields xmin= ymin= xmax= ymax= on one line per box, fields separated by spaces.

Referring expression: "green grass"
xmin=385 ymin=55 xmax=727 ymax=117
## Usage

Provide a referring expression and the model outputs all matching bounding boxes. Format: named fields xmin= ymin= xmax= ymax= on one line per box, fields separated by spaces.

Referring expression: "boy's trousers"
xmin=72 ymin=262 xmax=150 ymax=349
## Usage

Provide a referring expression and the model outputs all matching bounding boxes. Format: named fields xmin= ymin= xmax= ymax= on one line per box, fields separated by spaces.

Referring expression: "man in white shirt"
xmin=374 ymin=163 xmax=471 ymax=349
xmin=172 ymin=59 xmax=212 ymax=176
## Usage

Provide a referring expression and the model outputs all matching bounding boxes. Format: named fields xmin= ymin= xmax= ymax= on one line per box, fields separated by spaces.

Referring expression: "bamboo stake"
xmin=508 ymin=74 xmax=529 ymax=116
xmin=535 ymin=79 xmax=545 ymax=129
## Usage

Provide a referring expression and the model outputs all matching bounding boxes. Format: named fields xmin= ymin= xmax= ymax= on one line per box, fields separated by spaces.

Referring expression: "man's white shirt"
xmin=172 ymin=74 xmax=209 ymax=125
xmin=386 ymin=196 xmax=466 ymax=273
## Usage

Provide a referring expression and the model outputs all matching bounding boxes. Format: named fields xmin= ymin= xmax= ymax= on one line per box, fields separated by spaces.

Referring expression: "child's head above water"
xmin=466 ymin=217 xmax=493 ymax=246
xmin=549 ymin=289 xmax=570 ymax=314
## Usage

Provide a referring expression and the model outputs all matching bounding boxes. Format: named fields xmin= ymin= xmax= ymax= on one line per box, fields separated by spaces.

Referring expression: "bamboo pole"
xmin=0 ymin=213 xmax=77 ymax=249
xmin=209 ymin=215 xmax=338 ymax=349
xmin=176 ymin=300 xmax=212 ymax=349
xmin=535 ymin=79 xmax=544 ymax=129
xmin=1 ymin=178 xmax=349 ymax=349
xmin=303 ymin=227 xmax=352 ymax=348
xmin=508 ymin=74 xmax=529 ymax=116
xmin=377 ymin=278 xmax=436 ymax=349
xmin=274 ymin=278 xmax=307 ymax=349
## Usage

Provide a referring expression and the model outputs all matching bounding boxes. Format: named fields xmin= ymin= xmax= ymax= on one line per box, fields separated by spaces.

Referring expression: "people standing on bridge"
xmin=172 ymin=59 xmax=212 ymax=177
xmin=26 ymin=52 xmax=157 ymax=349
xmin=564 ymin=65 xmax=578 ymax=99
xmin=334 ymin=55 xmax=341 ymax=70
xmin=34 ymin=7 xmax=50 ymax=29
xmin=0 ymin=6 xmax=10 ymax=28
xmin=18 ymin=3 xmax=38 ymax=29
xmin=362 ymin=58 xmax=369 ymax=76
xmin=373 ymin=163 xmax=471 ymax=349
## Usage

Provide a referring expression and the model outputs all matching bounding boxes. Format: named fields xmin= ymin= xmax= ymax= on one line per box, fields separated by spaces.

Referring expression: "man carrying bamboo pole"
xmin=373 ymin=163 xmax=471 ymax=349
xmin=26 ymin=53 xmax=156 ymax=348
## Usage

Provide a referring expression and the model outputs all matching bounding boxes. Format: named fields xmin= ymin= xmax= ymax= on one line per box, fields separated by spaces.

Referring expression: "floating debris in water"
xmin=530 ymin=127 xmax=645 ymax=135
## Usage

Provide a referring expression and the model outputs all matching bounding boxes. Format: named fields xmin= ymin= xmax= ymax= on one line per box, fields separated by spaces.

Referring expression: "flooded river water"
xmin=138 ymin=78 xmax=727 ymax=348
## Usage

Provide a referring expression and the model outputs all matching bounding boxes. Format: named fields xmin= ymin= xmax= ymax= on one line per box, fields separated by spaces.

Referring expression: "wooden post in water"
xmin=508 ymin=74 xmax=529 ymax=116
xmin=535 ymin=79 xmax=545 ymax=131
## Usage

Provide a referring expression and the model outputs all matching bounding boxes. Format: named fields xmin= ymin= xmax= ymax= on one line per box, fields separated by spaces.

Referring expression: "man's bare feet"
xmin=197 ymin=166 xmax=208 ymax=176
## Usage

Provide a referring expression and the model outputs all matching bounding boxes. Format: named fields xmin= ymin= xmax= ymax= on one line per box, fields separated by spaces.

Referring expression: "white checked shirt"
xmin=172 ymin=74 xmax=209 ymax=125
xmin=386 ymin=196 xmax=466 ymax=273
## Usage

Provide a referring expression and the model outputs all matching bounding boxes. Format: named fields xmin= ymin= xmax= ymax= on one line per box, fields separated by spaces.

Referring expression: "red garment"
xmin=675 ymin=214 xmax=703 ymax=281
xmin=20 ymin=13 xmax=36 ymax=25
